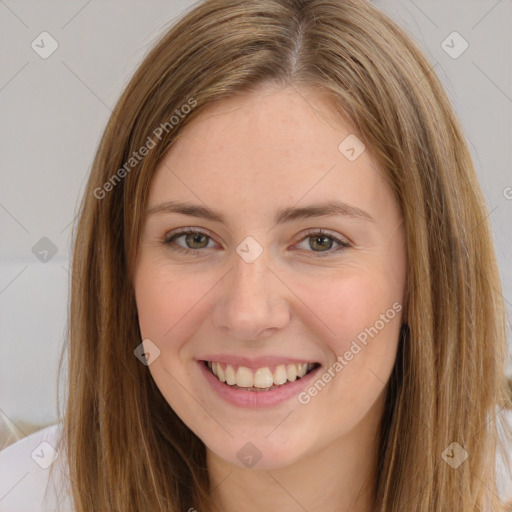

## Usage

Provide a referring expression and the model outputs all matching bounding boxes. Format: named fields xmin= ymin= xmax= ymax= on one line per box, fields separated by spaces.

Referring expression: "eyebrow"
xmin=144 ymin=199 xmax=375 ymax=225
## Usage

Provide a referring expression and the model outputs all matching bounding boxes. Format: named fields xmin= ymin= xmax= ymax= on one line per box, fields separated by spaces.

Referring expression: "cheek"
xmin=133 ymin=263 xmax=211 ymax=414
xmin=297 ymin=268 xmax=403 ymax=347
xmin=294 ymin=272 xmax=403 ymax=414
xmin=134 ymin=261 xmax=210 ymax=342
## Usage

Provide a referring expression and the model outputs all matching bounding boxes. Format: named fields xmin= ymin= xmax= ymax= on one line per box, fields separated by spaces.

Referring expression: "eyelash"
xmin=161 ymin=227 xmax=351 ymax=258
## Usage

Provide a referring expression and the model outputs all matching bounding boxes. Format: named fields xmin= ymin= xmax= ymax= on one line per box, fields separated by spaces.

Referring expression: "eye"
xmin=162 ymin=227 xmax=351 ymax=257
xmin=162 ymin=228 xmax=217 ymax=255
xmin=294 ymin=229 xmax=351 ymax=257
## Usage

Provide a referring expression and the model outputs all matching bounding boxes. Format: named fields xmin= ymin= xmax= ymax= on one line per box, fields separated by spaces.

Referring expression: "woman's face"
xmin=134 ymin=85 xmax=406 ymax=469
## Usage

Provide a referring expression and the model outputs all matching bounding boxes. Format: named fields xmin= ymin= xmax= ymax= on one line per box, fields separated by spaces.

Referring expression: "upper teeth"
xmin=207 ymin=361 xmax=315 ymax=388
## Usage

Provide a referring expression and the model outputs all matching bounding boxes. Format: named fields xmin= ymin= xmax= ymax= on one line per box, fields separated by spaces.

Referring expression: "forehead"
xmin=147 ymin=85 xmax=393 ymax=221
xmin=169 ymin=85 xmax=359 ymax=170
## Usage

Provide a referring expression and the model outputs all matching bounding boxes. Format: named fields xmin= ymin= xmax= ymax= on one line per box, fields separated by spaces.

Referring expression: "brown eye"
xmin=163 ymin=228 xmax=216 ymax=255
xmin=295 ymin=229 xmax=351 ymax=257
xmin=183 ymin=232 xmax=209 ymax=249
xmin=309 ymin=235 xmax=335 ymax=252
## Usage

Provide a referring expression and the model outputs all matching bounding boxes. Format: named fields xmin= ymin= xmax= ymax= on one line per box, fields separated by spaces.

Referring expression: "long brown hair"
xmin=60 ymin=0 xmax=512 ymax=510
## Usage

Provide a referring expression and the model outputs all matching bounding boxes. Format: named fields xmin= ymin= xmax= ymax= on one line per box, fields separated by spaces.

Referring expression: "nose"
xmin=211 ymin=249 xmax=291 ymax=341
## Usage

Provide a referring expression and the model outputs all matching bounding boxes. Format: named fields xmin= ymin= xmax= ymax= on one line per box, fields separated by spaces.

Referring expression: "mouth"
xmin=202 ymin=360 xmax=321 ymax=392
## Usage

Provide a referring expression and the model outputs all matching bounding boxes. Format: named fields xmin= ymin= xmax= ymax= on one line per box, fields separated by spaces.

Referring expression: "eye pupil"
xmin=186 ymin=233 xmax=208 ymax=248
xmin=310 ymin=235 xmax=333 ymax=251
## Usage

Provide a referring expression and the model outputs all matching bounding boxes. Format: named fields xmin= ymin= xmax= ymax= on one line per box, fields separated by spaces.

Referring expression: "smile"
xmin=204 ymin=360 xmax=319 ymax=391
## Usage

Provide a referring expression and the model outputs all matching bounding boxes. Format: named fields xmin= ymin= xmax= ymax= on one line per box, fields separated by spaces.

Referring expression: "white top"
xmin=0 ymin=424 xmax=73 ymax=511
xmin=2 ymin=417 xmax=512 ymax=511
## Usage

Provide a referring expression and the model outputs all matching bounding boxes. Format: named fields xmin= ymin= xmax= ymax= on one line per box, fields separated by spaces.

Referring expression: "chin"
xmin=205 ymin=431 xmax=310 ymax=471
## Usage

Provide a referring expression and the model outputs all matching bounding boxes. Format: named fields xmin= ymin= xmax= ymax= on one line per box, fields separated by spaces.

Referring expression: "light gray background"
xmin=0 ymin=0 xmax=511 ymax=431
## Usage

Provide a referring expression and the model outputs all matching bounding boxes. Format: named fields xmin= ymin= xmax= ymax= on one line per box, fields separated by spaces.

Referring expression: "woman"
xmin=1 ymin=0 xmax=511 ymax=510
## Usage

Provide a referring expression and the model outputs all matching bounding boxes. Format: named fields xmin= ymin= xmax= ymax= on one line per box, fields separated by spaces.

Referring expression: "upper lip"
xmin=197 ymin=354 xmax=320 ymax=369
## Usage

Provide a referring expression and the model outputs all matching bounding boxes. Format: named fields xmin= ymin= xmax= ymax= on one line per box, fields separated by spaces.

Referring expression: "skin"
xmin=134 ymin=84 xmax=407 ymax=512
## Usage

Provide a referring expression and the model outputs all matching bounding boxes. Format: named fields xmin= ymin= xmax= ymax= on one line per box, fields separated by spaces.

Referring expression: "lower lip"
xmin=198 ymin=361 xmax=321 ymax=408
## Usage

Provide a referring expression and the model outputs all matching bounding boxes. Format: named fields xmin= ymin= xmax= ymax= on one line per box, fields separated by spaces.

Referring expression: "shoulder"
xmin=0 ymin=424 xmax=73 ymax=512
xmin=2 ymin=414 xmax=512 ymax=510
